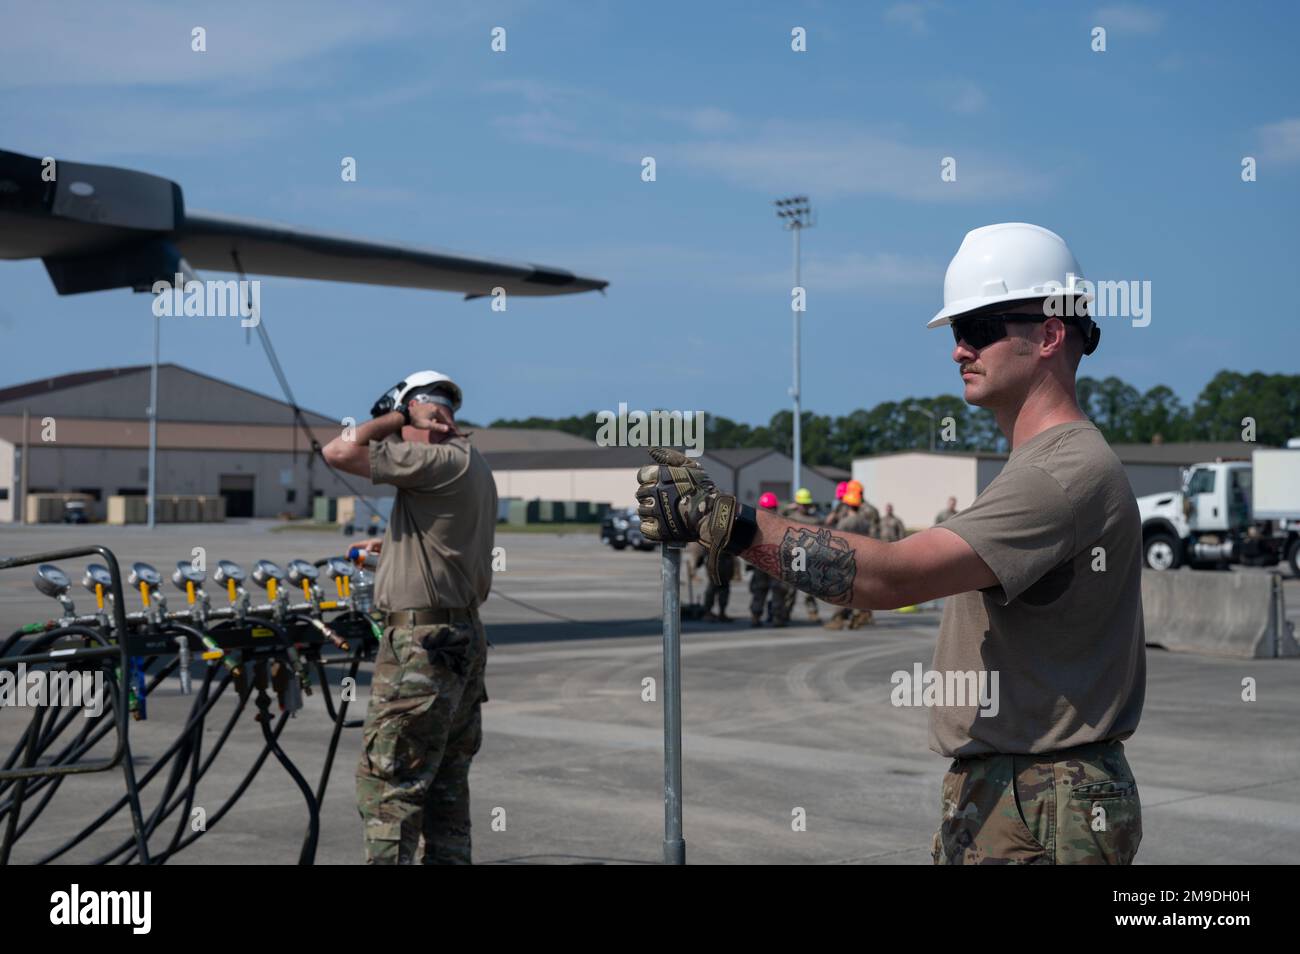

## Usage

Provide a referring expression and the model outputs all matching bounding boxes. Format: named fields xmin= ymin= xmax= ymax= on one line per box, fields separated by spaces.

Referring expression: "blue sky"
xmin=1 ymin=0 xmax=1297 ymax=428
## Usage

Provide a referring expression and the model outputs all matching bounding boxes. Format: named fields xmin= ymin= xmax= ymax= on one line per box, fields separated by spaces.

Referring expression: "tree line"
xmin=485 ymin=371 xmax=1300 ymax=471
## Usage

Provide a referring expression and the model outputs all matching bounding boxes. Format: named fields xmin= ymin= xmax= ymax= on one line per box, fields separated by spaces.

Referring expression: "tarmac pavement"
xmin=1 ymin=522 xmax=1297 ymax=864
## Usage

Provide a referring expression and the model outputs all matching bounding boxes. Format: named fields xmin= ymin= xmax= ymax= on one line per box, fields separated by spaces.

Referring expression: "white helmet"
xmin=927 ymin=223 xmax=1094 ymax=328
xmin=370 ymin=370 xmax=462 ymax=418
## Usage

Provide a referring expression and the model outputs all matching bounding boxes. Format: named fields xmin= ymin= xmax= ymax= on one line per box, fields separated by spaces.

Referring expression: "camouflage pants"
xmin=356 ymin=614 xmax=488 ymax=864
xmin=932 ymin=740 xmax=1141 ymax=865
xmin=782 ymin=583 xmax=818 ymax=618
xmin=702 ymin=580 xmax=730 ymax=615
xmin=748 ymin=571 xmax=789 ymax=623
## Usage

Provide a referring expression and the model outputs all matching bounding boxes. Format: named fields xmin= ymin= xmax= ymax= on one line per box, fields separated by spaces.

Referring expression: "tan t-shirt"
xmin=930 ymin=420 xmax=1145 ymax=757
xmin=368 ymin=435 xmax=498 ymax=612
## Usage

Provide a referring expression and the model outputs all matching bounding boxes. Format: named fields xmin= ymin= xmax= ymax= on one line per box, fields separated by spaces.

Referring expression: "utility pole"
xmin=774 ymin=196 xmax=814 ymax=494
xmin=907 ymin=403 xmax=938 ymax=453
xmin=20 ymin=407 xmax=29 ymax=525
xmin=147 ymin=309 xmax=159 ymax=529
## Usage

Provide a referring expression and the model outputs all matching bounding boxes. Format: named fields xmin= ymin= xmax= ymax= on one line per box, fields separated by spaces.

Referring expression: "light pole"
xmin=147 ymin=309 xmax=159 ymax=529
xmin=774 ymin=196 xmax=814 ymax=494
xmin=907 ymin=403 xmax=937 ymax=453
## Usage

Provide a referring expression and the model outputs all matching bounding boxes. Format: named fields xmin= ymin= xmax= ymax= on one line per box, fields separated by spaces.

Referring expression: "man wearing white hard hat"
xmin=632 ymin=223 xmax=1145 ymax=864
xmin=324 ymin=370 xmax=498 ymax=864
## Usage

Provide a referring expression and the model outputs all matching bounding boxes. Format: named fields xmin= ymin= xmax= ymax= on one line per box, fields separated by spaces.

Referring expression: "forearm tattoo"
xmin=748 ymin=527 xmax=858 ymax=605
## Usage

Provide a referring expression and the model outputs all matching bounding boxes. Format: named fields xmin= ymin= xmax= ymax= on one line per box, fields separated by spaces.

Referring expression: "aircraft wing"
xmin=176 ymin=211 xmax=606 ymax=298
xmin=0 ymin=148 xmax=607 ymax=298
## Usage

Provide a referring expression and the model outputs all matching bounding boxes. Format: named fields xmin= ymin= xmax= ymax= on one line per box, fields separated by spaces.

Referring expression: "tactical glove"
xmin=635 ymin=448 xmax=739 ymax=585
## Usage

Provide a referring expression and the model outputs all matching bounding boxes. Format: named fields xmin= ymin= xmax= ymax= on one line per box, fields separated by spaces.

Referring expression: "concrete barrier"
xmin=1142 ymin=569 xmax=1298 ymax=659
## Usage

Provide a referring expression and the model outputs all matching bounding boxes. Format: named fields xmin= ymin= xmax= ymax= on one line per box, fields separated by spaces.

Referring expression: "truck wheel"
xmin=1144 ymin=533 xmax=1182 ymax=571
xmin=610 ymin=539 xmax=627 ymax=551
xmin=1288 ymin=538 xmax=1300 ymax=579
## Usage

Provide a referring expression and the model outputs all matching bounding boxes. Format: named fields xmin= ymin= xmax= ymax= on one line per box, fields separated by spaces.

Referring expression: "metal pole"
xmin=147 ymin=310 xmax=159 ymax=529
xmin=19 ymin=408 xmax=29 ymax=525
xmin=791 ymin=223 xmax=802 ymax=493
xmin=661 ymin=544 xmax=685 ymax=864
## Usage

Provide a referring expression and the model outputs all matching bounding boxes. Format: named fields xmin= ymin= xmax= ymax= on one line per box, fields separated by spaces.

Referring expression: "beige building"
xmin=0 ymin=363 xmax=853 ymax=522
xmin=485 ymin=445 xmax=845 ymax=511
xmin=852 ymin=440 xmax=1258 ymax=531
xmin=0 ymin=365 xmax=362 ymax=521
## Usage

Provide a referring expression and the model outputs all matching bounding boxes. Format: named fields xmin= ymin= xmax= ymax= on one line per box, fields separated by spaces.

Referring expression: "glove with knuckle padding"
xmin=635 ymin=448 xmax=739 ymax=585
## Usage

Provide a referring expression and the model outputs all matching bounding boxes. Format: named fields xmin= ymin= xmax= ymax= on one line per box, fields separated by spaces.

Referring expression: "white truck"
xmin=1137 ymin=442 xmax=1300 ymax=575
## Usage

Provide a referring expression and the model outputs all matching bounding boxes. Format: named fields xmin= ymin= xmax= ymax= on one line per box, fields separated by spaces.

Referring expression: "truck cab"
xmin=1137 ymin=450 xmax=1300 ymax=575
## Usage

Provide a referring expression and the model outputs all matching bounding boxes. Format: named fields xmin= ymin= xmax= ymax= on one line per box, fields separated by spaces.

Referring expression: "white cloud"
xmin=659 ymin=106 xmax=741 ymax=135
xmin=481 ymin=78 xmax=596 ymax=107
xmin=1257 ymin=118 xmax=1300 ymax=163
xmin=1093 ymin=5 xmax=1166 ymax=34
xmin=884 ymin=2 xmax=938 ymax=35
xmin=950 ymin=81 xmax=988 ymax=115
xmin=488 ymin=110 xmax=587 ymax=147
xmin=1 ymin=100 xmax=280 ymax=160
xmin=0 ymin=0 xmax=495 ymax=90
xmin=490 ymin=109 xmax=1047 ymax=202
xmin=672 ymin=121 xmax=1049 ymax=202
xmin=801 ymin=252 xmax=943 ymax=292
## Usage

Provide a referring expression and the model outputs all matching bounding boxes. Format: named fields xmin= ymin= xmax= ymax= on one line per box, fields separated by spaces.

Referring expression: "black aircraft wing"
xmin=0 ymin=148 xmax=607 ymax=298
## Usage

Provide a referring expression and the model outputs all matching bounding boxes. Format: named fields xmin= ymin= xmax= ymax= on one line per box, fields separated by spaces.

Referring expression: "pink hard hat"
xmin=758 ymin=492 xmax=778 ymax=510
xmin=835 ymin=481 xmax=848 ymax=500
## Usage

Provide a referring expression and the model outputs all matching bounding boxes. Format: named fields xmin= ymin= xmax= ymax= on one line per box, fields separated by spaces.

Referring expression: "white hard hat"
xmin=927 ymin=223 xmax=1093 ymax=328
xmin=370 ymin=370 xmax=462 ymax=417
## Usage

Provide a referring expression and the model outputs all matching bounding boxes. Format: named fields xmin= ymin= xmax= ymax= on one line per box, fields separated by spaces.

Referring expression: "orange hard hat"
xmin=842 ymin=489 xmax=863 ymax=507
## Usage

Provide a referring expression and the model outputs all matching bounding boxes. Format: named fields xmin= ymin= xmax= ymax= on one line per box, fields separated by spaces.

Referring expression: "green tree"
xmin=1077 ymin=376 xmax=1142 ymax=442
xmin=1131 ymin=385 xmax=1191 ymax=443
xmin=1192 ymin=372 xmax=1300 ymax=444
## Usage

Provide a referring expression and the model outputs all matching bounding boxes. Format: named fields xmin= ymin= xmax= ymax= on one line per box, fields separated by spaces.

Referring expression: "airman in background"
xmin=824 ymin=485 xmax=876 ymax=630
xmin=846 ymin=479 xmax=881 ymax=538
xmin=935 ymin=496 xmax=959 ymax=525
xmin=880 ymin=503 xmax=906 ymax=542
xmin=747 ymin=492 xmax=790 ymax=627
xmin=781 ymin=487 xmax=822 ymax=623
xmin=825 ymin=481 xmax=849 ymax=527
xmin=695 ymin=545 xmax=736 ymax=622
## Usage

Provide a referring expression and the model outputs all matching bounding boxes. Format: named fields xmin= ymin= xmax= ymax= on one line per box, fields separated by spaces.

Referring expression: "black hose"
xmin=32 ymin=659 xmax=229 ymax=864
xmin=0 ymin=707 xmax=45 ymax=864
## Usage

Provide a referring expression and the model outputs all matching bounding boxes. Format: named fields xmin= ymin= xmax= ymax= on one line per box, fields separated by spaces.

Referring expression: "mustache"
xmin=960 ymin=363 xmax=983 ymax=375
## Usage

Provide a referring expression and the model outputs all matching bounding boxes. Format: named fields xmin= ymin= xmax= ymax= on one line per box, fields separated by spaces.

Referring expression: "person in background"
xmin=879 ymin=503 xmax=906 ymax=543
xmin=747 ymin=493 xmax=790 ymax=627
xmin=781 ymin=488 xmax=822 ymax=623
xmin=935 ymin=496 xmax=959 ymax=525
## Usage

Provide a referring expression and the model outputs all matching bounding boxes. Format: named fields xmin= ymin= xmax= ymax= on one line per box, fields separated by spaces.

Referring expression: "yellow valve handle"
xmin=200 ymin=650 xmax=224 ymax=661
xmin=267 ymin=578 xmax=277 ymax=601
xmin=139 ymin=582 xmax=150 ymax=608
xmin=319 ymin=600 xmax=338 ymax=610
xmin=342 ymin=577 xmax=351 ymax=598
xmin=227 ymin=579 xmax=236 ymax=602
xmin=94 ymin=583 xmax=104 ymax=611
xmin=302 ymin=581 xmax=312 ymax=601
xmin=186 ymin=580 xmax=196 ymax=605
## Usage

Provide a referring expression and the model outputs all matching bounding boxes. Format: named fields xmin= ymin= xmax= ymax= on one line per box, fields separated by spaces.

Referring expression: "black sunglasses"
xmin=950 ymin=314 xmax=1034 ymax=349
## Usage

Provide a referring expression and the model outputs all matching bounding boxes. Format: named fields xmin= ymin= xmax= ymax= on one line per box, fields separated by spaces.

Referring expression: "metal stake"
xmin=661 ymin=544 xmax=685 ymax=864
